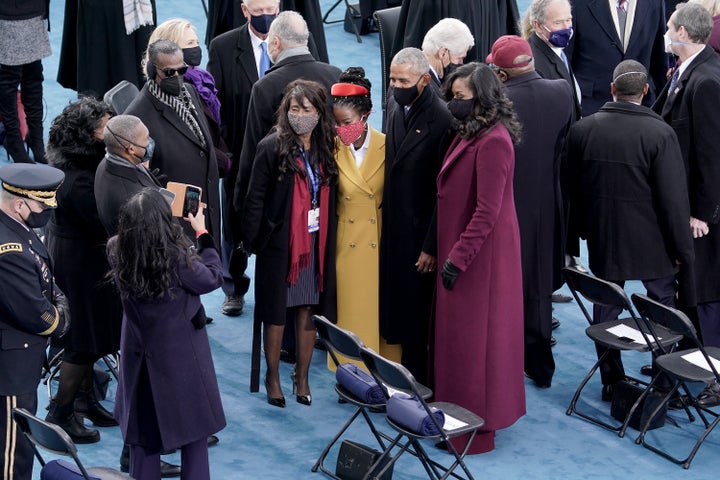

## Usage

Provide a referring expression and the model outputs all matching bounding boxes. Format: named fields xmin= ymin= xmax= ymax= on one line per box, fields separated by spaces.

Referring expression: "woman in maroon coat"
xmin=108 ymin=189 xmax=225 ymax=480
xmin=435 ymin=63 xmax=525 ymax=454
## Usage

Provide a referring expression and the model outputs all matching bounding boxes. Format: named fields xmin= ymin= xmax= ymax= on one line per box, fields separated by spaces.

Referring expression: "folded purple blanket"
xmin=387 ymin=393 xmax=445 ymax=435
xmin=336 ymin=363 xmax=385 ymax=404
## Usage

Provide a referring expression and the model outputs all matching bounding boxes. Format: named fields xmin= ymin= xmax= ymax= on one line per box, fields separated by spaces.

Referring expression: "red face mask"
xmin=335 ymin=117 xmax=366 ymax=146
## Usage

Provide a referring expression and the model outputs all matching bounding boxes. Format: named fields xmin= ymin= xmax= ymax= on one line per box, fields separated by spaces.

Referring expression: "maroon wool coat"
xmin=434 ymin=125 xmax=525 ymax=450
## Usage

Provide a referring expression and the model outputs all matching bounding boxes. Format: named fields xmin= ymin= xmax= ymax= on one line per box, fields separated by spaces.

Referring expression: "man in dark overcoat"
xmin=565 ymin=60 xmax=694 ymax=401
xmin=652 ymin=2 xmax=720 ymax=406
xmin=0 ymin=163 xmax=69 ymax=480
xmin=489 ymin=35 xmax=573 ymax=388
xmin=125 ymin=40 xmax=221 ymax=245
xmin=379 ymin=47 xmax=453 ymax=385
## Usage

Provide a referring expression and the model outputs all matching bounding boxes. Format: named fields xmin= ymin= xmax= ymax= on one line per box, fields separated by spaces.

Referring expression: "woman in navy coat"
xmin=435 ymin=63 xmax=525 ymax=454
xmin=108 ymin=189 xmax=225 ymax=480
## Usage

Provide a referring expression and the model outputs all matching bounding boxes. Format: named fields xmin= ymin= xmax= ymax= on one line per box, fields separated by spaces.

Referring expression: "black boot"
xmin=75 ymin=391 xmax=118 ymax=427
xmin=46 ymin=400 xmax=100 ymax=444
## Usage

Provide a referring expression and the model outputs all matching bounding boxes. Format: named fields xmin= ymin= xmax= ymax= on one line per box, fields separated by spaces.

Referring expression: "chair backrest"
xmin=12 ymin=408 xmax=94 ymax=480
xmin=563 ymin=267 xmax=638 ymax=324
xmin=103 ymin=80 xmax=140 ymax=115
xmin=312 ymin=315 xmax=366 ymax=367
xmin=631 ymin=293 xmax=699 ymax=348
xmin=359 ymin=346 xmax=417 ymax=398
xmin=373 ymin=6 xmax=402 ymax=132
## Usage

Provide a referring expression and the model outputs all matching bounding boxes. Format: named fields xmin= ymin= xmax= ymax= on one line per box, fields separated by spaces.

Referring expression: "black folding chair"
xmin=42 ymin=348 xmax=120 ymax=401
xmin=103 ymin=80 xmax=140 ymax=115
xmin=563 ymin=267 xmax=682 ymax=432
xmin=311 ymin=315 xmax=431 ymax=479
xmin=360 ymin=347 xmax=484 ymax=480
xmin=631 ymin=294 xmax=720 ymax=469
xmin=12 ymin=407 xmax=132 ymax=479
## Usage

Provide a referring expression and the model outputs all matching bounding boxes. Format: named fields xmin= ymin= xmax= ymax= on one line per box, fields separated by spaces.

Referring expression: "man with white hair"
xmin=421 ymin=18 xmax=475 ymax=91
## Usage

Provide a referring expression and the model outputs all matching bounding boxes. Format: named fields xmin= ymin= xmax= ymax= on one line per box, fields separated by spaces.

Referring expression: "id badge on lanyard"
xmin=303 ymin=149 xmax=320 ymax=233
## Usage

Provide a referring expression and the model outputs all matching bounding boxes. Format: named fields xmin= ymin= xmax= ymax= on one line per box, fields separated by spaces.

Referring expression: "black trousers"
xmin=592 ymin=275 xmax=676 ymax=385
xmin=1 ymin=392 xmax=38 ymax=480
xmin=0 ymin=60 xmax=44 ymax=163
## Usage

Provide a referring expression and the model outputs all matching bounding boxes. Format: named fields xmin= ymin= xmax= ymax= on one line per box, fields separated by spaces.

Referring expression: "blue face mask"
xmin=544 ymin=26 xmax=574 ymax=49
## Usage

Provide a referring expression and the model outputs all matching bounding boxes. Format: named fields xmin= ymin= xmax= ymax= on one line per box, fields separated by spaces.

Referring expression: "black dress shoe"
xmin=46 ymin=401 xmax=100 ymax=444
xmin=121 ymin=456 xmax=181 ymax=478
xmin=550 ymin=336 xmax=557 ymax=347
xmin=640 ymin=364 xmax=654 ymax=377
xmin=697 ymin=381 xmax=720 ymax=407
xmin=551 ymin=317 xmax=561 ymax=330
xmin=74 ymin=392 xmax=118 ymax=427
xmin=221 ymin=295 xmax=244 ymax=316
xmin=207 ymin=434 xmax=219 ymax=447
xmin=551 ymin=293 xmax=573 ymax=303
xmin=601 ymin=384 xmax=615 ymax=402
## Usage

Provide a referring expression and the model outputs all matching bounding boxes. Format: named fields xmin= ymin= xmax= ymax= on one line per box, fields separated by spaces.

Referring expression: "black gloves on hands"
xmin=53 ymin=290 xmax=71 ymax=337
xmin=441 ymin=259 xmax=460 ymax=290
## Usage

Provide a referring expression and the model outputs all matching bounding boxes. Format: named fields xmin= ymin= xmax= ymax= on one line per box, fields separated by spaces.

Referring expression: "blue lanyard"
xmin=300 ymin=147 xmax=319 ymax=207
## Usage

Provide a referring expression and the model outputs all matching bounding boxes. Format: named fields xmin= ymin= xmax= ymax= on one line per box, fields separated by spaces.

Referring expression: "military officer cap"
xmin=0 ymin=163 xmax=65 ymax=208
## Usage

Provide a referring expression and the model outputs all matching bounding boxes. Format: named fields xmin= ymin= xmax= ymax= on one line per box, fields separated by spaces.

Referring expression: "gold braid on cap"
xmin=2 ymin=182 xmax=58 ymax=208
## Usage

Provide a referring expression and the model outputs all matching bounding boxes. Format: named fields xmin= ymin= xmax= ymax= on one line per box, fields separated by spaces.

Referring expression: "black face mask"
xmin=23 ymin=201 xmax=53 ymax=228
xmin=182 ymin=46 xmax=202 ymax=67
xmin=250 ymin=13 xmax=276 ymax=35
xmin=132 ymin=137 xmax=155 ymax=164
xmin=159 ymin=75 xmax=183 ymax=97
xmin=392 ymin=77 xmax=423 ymax=106
xmin=447 ymin=98 xmax=474 ymax=121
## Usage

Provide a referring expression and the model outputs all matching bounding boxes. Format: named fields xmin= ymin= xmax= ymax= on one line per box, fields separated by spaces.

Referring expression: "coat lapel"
xmin=337 ymin=127 xmax=384 ymax=195
xmin=438 ymin=134 xmax=467 ymax=179
xmin=588 ymin=0 xmax=623 ymax=53
xmin=236 ymin=26 xmax=259 ymax=86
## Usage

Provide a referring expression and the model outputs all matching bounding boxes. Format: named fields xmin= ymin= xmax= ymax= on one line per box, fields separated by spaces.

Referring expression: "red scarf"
xmin=287 ymin=157 xmax=329 ymax=290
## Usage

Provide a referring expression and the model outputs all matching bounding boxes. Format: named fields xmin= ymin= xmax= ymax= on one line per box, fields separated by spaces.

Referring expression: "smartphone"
xmin=183 ymin=185 xmax=202 ymax=217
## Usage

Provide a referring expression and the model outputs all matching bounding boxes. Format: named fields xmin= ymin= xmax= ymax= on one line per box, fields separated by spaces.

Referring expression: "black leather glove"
xmin=53 ymin=290 xmax=71 ymax=337
xmin=191 ymin=305 xmax=208 ymax=330
xmin=441 ymin=259 xmax=461 ymax=291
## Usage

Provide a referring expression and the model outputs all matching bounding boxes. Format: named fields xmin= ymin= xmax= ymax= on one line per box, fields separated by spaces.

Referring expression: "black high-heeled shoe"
xmin=291 ymin=370 xmax=312 ymax=406
xmin=265 ymin=376 xmax=286 ymax=408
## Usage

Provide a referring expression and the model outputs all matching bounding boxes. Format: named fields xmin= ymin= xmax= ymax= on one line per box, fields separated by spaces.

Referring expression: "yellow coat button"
xmin=369 ymin=218 xmax=376 ymax=224
xmin=345 ymin=196 xmax=351 ymax=200
xmin=368 ymin=194 xmax=374 ymax=199
xmin=350 ymin=243 xmax=356 ymax=248
xmin=370 ymin=243 xmax=377 ymax=248
xmin=348 ymin=218 xmax=354 ymax=223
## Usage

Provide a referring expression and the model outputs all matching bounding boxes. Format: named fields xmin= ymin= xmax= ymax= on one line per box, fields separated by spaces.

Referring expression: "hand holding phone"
xmin=186 ymin=203 xmax=206 ymax=232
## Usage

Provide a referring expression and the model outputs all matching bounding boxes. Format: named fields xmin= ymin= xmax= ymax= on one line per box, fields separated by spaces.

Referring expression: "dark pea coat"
xmin=653 ymin=45 xmax=720 ymax=305
xmin=565 ymin=101 xmax=694 ymax=281
xmin=240 ymin=132 xmax=337 ymax=327
xmin=45 ymin=143 xmax=122 ymax=356
xmin=528 ymin=33 xmax=582 ymax=121
xmin=125 ymin=83 xmax=221 ymax=244
xmin=566 ymin=0 xmax=668 ymax=116
xmin=379 ymin=86 xmax=453 ymax=346
xmin=435 ymin=124 xmax=525 ymax=453
xmin=94 ymin=154 xmax=163 ymax=236
xmin=504 ymin=71 xmax=573 ymax=386
xmin=113 ymin=234 xmax=226 ymax=450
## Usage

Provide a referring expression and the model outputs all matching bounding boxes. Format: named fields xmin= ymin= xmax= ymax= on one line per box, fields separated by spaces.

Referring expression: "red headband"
xmin=331 ymin=83 xmax=369 ymax=97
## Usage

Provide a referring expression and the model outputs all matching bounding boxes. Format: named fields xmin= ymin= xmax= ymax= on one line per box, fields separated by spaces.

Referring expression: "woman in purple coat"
xmin=435 ymin=63 xmax=525 ymax=454
xmin=108 ymin=189 xmax=225 ymax=480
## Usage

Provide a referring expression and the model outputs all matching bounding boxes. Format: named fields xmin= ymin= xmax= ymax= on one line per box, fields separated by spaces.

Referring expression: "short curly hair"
xmin=48 ymin=97 xmax=113 ymax=151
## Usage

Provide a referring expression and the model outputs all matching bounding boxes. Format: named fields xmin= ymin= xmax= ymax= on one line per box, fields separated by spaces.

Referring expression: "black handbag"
xmin=610 ymin=379 xmax=666 ymax=431
xmin=336 ymin=440 xmax=393 ymax=480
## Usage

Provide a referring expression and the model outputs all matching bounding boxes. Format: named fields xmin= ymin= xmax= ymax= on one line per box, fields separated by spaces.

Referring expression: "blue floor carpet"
xmin=3 ymin=0 xmax=717 ymax=478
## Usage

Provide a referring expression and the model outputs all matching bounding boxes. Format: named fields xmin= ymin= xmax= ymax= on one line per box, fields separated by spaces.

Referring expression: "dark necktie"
xmin=668 ymin=68 xmax=680 ymax=95
xmin=617 ymin=0 xmax=628 ymax=46
xmin=259 ymin=42 xmax=271 ymax=78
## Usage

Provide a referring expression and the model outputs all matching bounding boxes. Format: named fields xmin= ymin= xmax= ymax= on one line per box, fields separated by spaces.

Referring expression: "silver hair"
xmin=421 ymin=18 xmax=475 ymax=55
xmin=391 ymin=47 xmax=430 ymax=76
xmin=268 ymin=11 xmax=309 ymax=47
xmin=104 ymin=115 xmax=144 ymax=155
xmin=673 ymin=2 xmax=714 ymax=43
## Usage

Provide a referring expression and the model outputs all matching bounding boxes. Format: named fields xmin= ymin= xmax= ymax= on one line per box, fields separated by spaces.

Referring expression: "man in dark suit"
xmin=94 ymin=115 xmax=162 ymax=235
xmin=653 ymin=2 xmax=720 ymax=406
xmin=0 ymin=163 xmax=69 ymax=480
xmin=125 ymin=40 xmax=221 ymax=245
xmin=379 ymin=47 xmax=453 ymax=385
xmin=488 ymin=35 xmax=574 ymax=388
xmin=566 ymin=59 xmax=694 ymax=401
xmin=567 ymin=0 xmax=668 ymax=116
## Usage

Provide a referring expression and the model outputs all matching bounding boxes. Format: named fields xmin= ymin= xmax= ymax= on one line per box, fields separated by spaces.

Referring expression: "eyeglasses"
xmin=154 ymin=64 xmax=189 ymax=77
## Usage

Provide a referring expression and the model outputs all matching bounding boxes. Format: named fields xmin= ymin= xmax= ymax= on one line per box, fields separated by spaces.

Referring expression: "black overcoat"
xmin=125 ymin=84 xmax=221 ymax=244
xmin=565 ymin=101 xmax=694 ymax=281
xmin=45 ymin=144 xmax=122 ymax=356
xmin=379 ymin=87 xmax=453 ymax=345
xmin=653 ymin=45 xmax=720 ymax=304
xmin=528 ymin=33 xmax=582 ymax=121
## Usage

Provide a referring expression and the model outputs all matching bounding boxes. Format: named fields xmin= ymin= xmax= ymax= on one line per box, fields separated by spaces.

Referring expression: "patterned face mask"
xmin=335 ymin=117 xmax=366 ymax=146
xmin=287 ymin=112 xmax=320 ymax=135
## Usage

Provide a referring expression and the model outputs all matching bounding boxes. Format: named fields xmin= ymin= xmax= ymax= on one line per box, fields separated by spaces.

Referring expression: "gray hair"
xmin=521 ymin=0 xmax=572 ymax=38
xmin=268 ymin=11 xmax=309 ymax=47
xmin=391 ymin=47 xmax=430 ymax=76
xmin=673 ymin=2 xmax=714 ymax=43
xmin=421 ymin=18 xmax=475 ymax=56
xmin=104 ymin=115 xmax=144 ymax=155
xmin=688 ymin=0 xmax=720 ymax=17
xmin=146 ymin=39 xmax=182 ymax=77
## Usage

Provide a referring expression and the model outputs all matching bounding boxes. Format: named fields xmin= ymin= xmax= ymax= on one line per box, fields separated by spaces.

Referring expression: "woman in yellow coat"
xmin=330 ymin=68 xmax=401 ymax=369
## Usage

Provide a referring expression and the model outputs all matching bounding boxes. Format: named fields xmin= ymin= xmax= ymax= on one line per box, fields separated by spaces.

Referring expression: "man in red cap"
xmin=488 ymin=35 xmax=574 ymax=388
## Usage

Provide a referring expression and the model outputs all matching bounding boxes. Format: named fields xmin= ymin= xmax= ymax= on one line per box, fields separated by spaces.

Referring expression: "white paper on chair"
xmin=605 ymin=324 xmax=655 ymax=345
xmin=681 ymin=350 xmax=720 ymax=372
xmin=442 ymin=414 xmax=468 ymax=431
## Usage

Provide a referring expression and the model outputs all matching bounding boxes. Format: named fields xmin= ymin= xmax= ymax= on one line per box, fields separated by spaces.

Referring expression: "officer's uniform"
xmin=0 ymin=163 xmax=66 ymax=480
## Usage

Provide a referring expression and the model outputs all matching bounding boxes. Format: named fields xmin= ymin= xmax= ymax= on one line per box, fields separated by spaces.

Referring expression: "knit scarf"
xmin=147 ymin=80 xmax=207 ymax=150
xmin=287 ymin=156 xmax=329 ymax=290
xmin=184 ymin=67 xmax=222 ymax=125
xmin=122 ymin=0 xmax=154 ymax=35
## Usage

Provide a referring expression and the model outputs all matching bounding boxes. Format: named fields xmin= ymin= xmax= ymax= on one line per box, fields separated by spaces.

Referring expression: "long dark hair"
xmin=108 ymin=188 xmax=196 ymax=300
xmin=275 ymin=80 xmax=338 ymax=184
xmin=442 ymin=62 xmax=522 ymax=143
